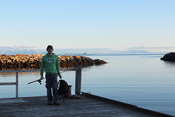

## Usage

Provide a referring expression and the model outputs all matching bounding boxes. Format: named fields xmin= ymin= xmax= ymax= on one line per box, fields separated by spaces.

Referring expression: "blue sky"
xmin=0 ymin=0 xmax=175 ymax=50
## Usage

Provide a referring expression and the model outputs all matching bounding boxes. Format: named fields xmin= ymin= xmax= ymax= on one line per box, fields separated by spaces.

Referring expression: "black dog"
xmin=55 ymin=80 xmax=69 ymax=103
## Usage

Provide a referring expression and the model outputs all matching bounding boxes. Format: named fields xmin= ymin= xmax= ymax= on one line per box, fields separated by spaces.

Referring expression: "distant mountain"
xmin=0 ymin=46 xmax=43 ymax=55
xmin=128 ymin=47 xmax=175 ymax=54
xmin=0 ymin=46 xmax=169 ymax=55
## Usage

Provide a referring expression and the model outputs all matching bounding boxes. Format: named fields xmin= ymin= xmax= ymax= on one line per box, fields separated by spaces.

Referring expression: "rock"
xmin=161 ymin=52 xmax=175 ymax=62
xmin=94 ymin=59 xmax=107 ymax=65
xmin=0 ymin=54 xmax=107 ymax=70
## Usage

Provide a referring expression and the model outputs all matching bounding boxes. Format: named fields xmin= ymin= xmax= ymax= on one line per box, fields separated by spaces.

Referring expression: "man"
xmin=40 ymin=45 xmax=62 ymax=105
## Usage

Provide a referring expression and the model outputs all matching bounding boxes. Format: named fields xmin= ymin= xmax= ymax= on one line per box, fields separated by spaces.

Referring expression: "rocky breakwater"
xmin=161 ymin=52 xmax=175 ymax=62
xmin=0 ymin=54 xmax=107 ymax=70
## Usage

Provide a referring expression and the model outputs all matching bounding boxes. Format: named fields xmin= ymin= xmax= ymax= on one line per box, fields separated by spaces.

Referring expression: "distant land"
xmin=0 ymin=46 xmax=174 ymax=56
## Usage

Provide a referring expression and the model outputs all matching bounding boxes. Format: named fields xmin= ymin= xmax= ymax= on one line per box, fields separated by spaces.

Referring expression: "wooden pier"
xmin=0 ymin=69 xmax=174 ymax=117
xmin=0 ymin=93 xmax=173 ymax=117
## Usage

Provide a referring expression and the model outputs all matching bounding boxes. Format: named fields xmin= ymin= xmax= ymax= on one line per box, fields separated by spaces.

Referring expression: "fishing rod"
xmin=27 ymin=78 xmax=43 ymax=85
xmin=27 ymin=71 xmax=65 ymax=85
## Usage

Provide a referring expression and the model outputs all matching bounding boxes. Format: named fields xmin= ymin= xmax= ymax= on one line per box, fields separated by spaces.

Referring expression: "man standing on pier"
xmin=40 ymin=45 xmax=62 ymax=105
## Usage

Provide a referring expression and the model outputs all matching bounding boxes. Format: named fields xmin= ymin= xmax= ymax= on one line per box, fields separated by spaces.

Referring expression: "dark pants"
xmin=45 ymin=73 xmax=58 ymax=102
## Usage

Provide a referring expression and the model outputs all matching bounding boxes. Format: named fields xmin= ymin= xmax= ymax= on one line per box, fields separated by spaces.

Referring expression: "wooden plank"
xmin=0 ymin=68 xmax=79 ymax=73
xmin=0 ymin=82 xmax=16 ymax=85
xmin=16 ymin=72 xmax=19 ymax=98
xmin=0 ymin=70 xmax=39 ymax=72
xmin=75 ymin=68 xmax=82 ymax=95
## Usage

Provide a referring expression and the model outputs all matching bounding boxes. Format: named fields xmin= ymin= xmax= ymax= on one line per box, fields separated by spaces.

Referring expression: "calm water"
xmin=1 ymin=55 xmax=175 ymax=115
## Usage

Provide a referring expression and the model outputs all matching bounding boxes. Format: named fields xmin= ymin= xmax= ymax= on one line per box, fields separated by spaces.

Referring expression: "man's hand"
xmin=58 ymin=73 xmax=62 ymax=79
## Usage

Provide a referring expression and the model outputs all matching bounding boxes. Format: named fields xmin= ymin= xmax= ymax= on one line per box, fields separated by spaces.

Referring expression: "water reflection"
xmin=162 ymin=61 xmax=175 ymax=68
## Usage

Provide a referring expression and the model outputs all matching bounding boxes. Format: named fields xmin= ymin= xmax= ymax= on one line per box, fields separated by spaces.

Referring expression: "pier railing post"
xmin=16 ymin=72 xmax=19 ymax=98
xmin=75 ymin=68 xmax=82 ymax=96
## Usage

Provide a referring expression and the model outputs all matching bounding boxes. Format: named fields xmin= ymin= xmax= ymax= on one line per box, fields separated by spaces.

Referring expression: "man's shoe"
xmin=53 ymin=101 xmax=60 ymax=105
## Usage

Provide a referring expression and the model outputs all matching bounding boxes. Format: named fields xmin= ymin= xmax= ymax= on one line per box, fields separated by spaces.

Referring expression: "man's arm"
xmin=56 ymin=56 xmax=62 ymax=79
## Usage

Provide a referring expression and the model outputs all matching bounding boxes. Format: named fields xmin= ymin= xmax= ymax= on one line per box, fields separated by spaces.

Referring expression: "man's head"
xmin=46 ymin=45 xmax=54 ymax=54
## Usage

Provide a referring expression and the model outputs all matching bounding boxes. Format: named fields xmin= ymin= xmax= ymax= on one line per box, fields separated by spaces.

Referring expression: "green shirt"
xmin=40 ymin=53 xmax=60 ymax=77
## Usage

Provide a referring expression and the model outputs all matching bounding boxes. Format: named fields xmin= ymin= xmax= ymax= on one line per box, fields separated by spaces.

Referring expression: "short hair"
xmin=46 ymin=45 xmax=54 ymax=50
